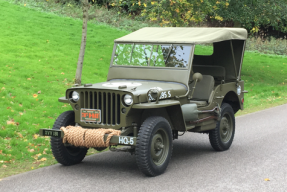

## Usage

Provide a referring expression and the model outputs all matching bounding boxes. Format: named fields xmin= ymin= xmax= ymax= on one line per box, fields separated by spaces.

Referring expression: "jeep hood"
xmin=70 ymin=79 xmax=187 ymax=97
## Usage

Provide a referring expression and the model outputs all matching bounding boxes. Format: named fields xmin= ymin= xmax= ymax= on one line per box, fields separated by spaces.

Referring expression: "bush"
xmin=109 ymin=0 xmax=287 ymax=34
xmin=246 ymin=37 xmax=287 ymax=55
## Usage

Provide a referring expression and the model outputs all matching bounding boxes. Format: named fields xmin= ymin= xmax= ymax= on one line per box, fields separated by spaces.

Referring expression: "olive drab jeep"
xmin=39 ymin=27 xmax=248 ymax=176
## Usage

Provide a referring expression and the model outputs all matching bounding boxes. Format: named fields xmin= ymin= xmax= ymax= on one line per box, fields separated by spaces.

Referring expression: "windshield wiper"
xmin=153 ymin=45 xmax=159 ymax=66
xmin=143 ymin=45 xmax=149 ymax=65
xmin=165 ymin=44 xmax=173 ymax=64
xmin=129 ymin=43 xmax=135 ymax=64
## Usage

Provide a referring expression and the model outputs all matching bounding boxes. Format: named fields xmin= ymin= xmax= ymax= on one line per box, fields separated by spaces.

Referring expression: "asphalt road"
xmin=1 ymin=104 xmax=287 ymax=192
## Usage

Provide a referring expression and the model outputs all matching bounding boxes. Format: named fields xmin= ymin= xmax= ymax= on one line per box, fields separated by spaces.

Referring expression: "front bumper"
xmin=39 ymin=128 xmax=136 ymax=146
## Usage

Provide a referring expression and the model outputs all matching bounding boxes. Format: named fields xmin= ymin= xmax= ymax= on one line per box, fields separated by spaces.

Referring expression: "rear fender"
xmin=222 ymin=91 xmax=241 ymax=113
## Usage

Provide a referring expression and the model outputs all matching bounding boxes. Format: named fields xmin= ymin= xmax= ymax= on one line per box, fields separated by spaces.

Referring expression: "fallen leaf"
xmin=0 ymin=160 xmax=3 ymax=163
xmin=19 ymin=112 xmax=23 ymax=115
xmin=27 ymin=78 xmax=31 ymax=80
xmin=29 ymin=149 xmax=35 ymax=152
xmin=19 ymin=104 xmax=23 ymax=107
xmin=6 ymin=107 xmax=11 ymax=109
xmin=31 ymin=167 xmax=34 ymax=169
xmin=0 ymin=150 xmax=2 ymax=154
xmin=40 ymin=158 xmax=47 ymax=162
xmin=2 ymin=165 xmax=7 ymax=168
xmin=61 ymin=72 xmax=65 ymax=75
xmin=264 ymin=178 xmax=270 ymax=181
xmin=1 ymin=87 xmax=5 ymax=90
xmin=7 ymin=120 xmax=15 ymax=125
xmin=17 ymin=133 xmax=23 ymax=138
xmin=33 ymin=94 xmax=38 ymax=98
xmin=37 ymin=90 xmax=41 ymax=94
xmin=33 ymin=134 xmax=39 ymax=139
xmin=43 ymin=151 xmax=47 ymax=154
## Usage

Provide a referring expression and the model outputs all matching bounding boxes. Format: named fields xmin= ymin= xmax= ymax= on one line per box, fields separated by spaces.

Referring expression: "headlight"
xmin=123 ymin=94 xmax=133 ymax=106
xmin=72 ymin=91 xmax=80 ymax=102
xmin=237 ymin=85 xmax=241 ymax=95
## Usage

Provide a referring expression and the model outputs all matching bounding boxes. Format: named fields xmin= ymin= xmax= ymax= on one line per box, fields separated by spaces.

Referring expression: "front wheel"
xmin=135 ymin=116 xmax=173 ymax=177
xmin=209 ymin=103 xmax=235 ymax=151
xmin=50 ymin=111 xmax=88 ymax=165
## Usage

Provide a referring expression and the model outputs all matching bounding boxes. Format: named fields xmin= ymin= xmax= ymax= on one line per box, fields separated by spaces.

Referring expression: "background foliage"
xmin=107 ymin=0 xmax=287 ymax=37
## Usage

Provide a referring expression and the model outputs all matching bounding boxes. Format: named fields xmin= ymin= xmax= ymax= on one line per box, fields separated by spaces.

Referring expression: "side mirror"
xmin=192 ymin=73 xmax=203 ymax=82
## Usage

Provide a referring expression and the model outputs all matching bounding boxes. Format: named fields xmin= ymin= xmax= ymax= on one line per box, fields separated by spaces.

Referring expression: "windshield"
xmin=112 ymin=44 xmax=192 ymax=68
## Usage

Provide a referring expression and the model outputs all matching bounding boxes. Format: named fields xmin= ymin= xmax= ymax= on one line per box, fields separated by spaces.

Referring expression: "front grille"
xmin=80 ymin=91 xmax=121 ymax=125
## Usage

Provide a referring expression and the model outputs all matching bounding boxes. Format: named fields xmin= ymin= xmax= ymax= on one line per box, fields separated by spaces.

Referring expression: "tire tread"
xmin=51 ymin=111 xmax=87 ymax=166
xmin=135 ymin=116 xmax=173 ymax=176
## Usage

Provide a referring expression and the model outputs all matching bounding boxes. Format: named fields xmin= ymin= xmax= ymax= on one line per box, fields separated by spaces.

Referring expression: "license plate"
xmin=118 ymin=136 xmax=135 ymax=145
xmin=43 ymin=130 xmax=62 ymax=137
xmin=81 ymin=109 xmax=101 ymax=123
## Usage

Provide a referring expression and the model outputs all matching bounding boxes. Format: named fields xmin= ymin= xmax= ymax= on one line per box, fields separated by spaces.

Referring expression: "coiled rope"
xmin=60 ymin=126 xmax=121 ymax=148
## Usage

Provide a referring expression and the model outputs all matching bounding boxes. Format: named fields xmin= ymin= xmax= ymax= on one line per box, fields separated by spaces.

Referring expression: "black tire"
xmin=209 ymin=103 xmax=235 ymax=151
xmin=135 ymin=116 xmax=173 ymax=177
xmin=51 ymin=111 xmax=88 ymax=166
xmin=94 ymin=147 xmax=107 ymax=151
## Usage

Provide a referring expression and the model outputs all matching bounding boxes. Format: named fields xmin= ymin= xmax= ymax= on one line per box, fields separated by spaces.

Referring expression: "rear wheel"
xmin=209 ymin=103 xmax=235 ymax=151
xmin=51 ymin=111 xmax=88 ymax=165
xmin=135 ymin=116 xmax=173 ymax=176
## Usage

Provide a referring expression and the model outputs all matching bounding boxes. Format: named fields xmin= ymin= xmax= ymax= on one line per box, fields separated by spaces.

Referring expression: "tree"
xmin=75 ymin=0 xmax=90 ymax=85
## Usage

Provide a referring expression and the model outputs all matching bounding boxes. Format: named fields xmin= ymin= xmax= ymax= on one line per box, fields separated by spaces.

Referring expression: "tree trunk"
xmin=75 ymin=0 xmax=89 ymax=85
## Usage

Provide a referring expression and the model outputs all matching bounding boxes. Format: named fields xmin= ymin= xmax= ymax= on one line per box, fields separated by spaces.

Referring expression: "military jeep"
xmin=39 ymin=27 xmax=248 ymax=176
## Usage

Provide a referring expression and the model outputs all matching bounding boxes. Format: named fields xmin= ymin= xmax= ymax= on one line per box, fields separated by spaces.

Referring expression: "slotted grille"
xmin=80 ymin=91 xmax=121 ymax=125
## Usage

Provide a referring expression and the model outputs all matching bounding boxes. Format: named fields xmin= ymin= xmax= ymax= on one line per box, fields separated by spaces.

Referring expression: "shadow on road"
xmin=50 ymin=135 xmax=218 ymax=178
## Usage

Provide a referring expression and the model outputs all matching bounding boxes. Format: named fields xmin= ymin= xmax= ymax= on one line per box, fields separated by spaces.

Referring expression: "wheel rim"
xmin=219 ymin=114 xmax=234 ymax=143
xmin=151 ymin=128 xmax=169 ymax=166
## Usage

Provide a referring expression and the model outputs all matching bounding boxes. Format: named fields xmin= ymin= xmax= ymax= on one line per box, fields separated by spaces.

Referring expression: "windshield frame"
xmin=110 ymin=42 xmax=195 ymax=71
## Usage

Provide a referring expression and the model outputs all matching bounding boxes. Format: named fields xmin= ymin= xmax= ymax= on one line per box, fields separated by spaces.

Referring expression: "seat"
xmin=193 ymin=65 xmax=225 ymax=81
xmin=189 ymin=75 xmax=214 ymax=105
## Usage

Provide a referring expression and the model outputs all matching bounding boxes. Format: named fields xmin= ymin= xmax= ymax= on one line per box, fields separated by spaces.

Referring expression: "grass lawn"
xmin=0 ymin=0 xmax=128 ymax=178
xmin=0 ymin=0 xmax=287 ymax=179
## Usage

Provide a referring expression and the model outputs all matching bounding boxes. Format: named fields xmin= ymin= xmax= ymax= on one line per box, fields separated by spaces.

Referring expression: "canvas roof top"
xmin=115 ymin=27 xmax=248 ymax=44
